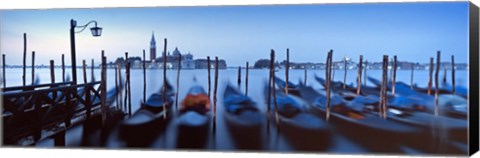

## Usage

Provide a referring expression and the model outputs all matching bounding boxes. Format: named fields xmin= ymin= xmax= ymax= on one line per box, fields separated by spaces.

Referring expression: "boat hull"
xmin=176 ymin=111 xmax=210 ymax=149
xmin=224 ymin=110 xmax=263 ymax=150
xmin=118 ymin=109 xmax=171 ymax=147
xmin=269 ymin=112 xmax=332 ymax=151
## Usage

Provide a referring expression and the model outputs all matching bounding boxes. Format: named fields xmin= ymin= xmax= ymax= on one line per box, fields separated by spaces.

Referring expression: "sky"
xmin=0 ymin=2 xmax=470 ymax=67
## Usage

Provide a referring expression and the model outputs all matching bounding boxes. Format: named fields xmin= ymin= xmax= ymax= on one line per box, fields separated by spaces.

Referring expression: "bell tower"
xmin=150 ymin=31 xmax=156 ymax=61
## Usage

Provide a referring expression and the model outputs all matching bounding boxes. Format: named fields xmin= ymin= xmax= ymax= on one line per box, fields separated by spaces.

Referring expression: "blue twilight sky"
xmin=0 ymin=2 xmax=470 ymax=66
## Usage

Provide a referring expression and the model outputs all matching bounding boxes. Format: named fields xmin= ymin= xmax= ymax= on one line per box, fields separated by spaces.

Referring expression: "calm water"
xmin=2 ymin=68 xmax=469 ymax=153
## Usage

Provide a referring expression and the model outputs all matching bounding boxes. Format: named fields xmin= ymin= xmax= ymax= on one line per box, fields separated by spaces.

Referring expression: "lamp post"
xmin=70 ymin=19 xmax=102 ymax=85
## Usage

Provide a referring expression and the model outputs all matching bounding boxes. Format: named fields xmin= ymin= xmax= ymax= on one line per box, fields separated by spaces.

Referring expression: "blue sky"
xmin=0 ymin=2 xmax=469 ymax=66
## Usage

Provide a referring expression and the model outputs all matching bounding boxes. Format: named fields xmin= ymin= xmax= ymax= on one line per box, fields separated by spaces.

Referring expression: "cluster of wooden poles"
xmin=2 ymin=33 xmax=458 ymax=126
xmin=257 ymin=48 xmax=457 ymax=122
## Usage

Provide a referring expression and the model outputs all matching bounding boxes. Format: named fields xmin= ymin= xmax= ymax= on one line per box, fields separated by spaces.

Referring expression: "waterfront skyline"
xmin=1 ymin=2 xmax=469 ymax=67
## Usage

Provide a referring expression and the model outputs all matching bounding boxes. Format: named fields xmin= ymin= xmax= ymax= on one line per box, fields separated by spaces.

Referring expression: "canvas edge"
xmin=469 ymin=1 xmax=480 ymax=156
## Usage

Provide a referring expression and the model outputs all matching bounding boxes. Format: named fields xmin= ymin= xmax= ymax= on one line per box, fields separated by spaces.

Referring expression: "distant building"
xmin=152 ymin=47 xmax=197 ymax=69
xmin=109 ymin=34 xmax=228 ymax=69
xmin=181 ymin=51 xmax=195 ymax=69
xmin=113 ymin=56 xmax=143 ymax=69
xmin=195 ymin=59 xmax=227 ymax=69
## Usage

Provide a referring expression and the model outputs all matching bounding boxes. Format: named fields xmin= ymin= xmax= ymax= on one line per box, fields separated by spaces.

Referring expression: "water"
xmin=2 ymin=68 xmax=469 ymax=154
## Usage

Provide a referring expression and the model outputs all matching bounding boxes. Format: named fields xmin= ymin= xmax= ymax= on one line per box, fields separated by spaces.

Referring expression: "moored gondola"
xmin=223 ymin=83 xmax=264 ymax=150
xmin=117 ymin=80 xmax=174 ymax=147
xmin=347 ymin=94 xmax=467 ymax=154
xmin=176 ymin=84 xmax=211 ymax=149
xmin=264 ymin=84 xmax=331 ymax=151
xmin=140 ymin=80 xmax=175 ymax=113
xmin=298 ymin=83 xmax=424 ymax=153
xmin=312 ymin=75 xmax=467 ymax=154
xmin=366 ymin=77 xmax=467 ymax=118
xmin=117 ymin=109 xmax=169 ymax=147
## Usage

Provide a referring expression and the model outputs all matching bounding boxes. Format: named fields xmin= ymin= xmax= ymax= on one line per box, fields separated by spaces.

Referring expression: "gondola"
xmin=347 ymin=94 xmax=467 ymax=154
xmin=118 ymin=80 xmax=174 ymax=147
xmin=140 ymin=80 xmax=175 ymax=113
xmin=176 ymin=84 xmax=211 ymax=149
xmin=298 ymin=83 xmax=425 ymax=153
xmin=223 ymin=84 xmax=263 ymax=150
xmin=367 ymin=77 xmax=467 ymax=118
xmin=264 ymin=83 xmax=331 ymax=151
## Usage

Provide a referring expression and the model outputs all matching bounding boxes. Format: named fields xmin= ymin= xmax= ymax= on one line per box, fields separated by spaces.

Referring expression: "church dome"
xmin=173 ymin=47 xmax=181 ymax=57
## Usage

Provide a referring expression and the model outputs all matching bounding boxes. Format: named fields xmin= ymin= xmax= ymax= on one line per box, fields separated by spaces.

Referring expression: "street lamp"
xmin=70 ymin=19 xmax=102 ymax=85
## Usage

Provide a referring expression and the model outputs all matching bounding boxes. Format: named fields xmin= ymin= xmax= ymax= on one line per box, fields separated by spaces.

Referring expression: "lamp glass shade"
xmin=90 ymin=27 xmax=102 ymax=37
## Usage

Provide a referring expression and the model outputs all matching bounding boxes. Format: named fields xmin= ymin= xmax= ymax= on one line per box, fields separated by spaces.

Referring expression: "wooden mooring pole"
xmin=356 ymin=55 xmax=363 ymax=95
xmin=49 ymin=60 xmax=55 ymax=83
xmin=176 ymin=54 xmax=182 ymax=111
xmin=83 ymin=60 xmax=87 ymax=84
xmin=143 ymin=49 xmax=146 ymax=103
xmin=326 ymin=50 xmax=333 ymax=121
xmin=378 ymin=57 xmax=385 ymax=118
xmin=435 ymin=51 xmax=440 ymax=116
xmin=392 ymin=56 xmax=397 ymax=95
xmin=91 ymin=59 xmax=95 ymax=82
xmin=271 ymin=50 xmax=278 ymax=124
xmin=50 ymin=60 xmax=56 ymax=100
xmin=213 ymin=56 xmax=219 ymax=130
xmin=237 ymin=66 xmax=241 ymax=89
xmin=285 ymin=48 xmax=289 ymax=94
xmin=382 ymin=55 xmax=388 ymax=118
xmin=128 ymin=53 xmax=132 ymax=117
xmin=101 ymin=52 xmax=107 ymax=126
xmin=117 ymin=62 xmax=123 ymax=111
xmin=245 ymin=62 xmax=249 ymax=96
xmin=62 ymin=54 xmax=65 ymax=83
xmin=2 ymin=54 xmax=6 ymax=88
xmin=23 ymin=33 xmax=27 ymax=87
xmin=207 ymin=56 xmax=211 ymax=98
xmin=125 ymin=52 xmax=132 ymax=116
xmin=22 ymin=33 xmax=27 ymax=87
xmin=267 ymin=51 xmax=273 ymax=117
xmin=162 ymin=38 xmax=167 ymax=119
xmin=123 ymin=58 xmax=128 ymax=112
xmin=115 ymin=62 xmax=119 ymax=109
xmin=451 ymin=55 xmax=455 ymax=95
xmin=266 ymin=50 xmax=272 ymax=136
xmin=31 ymin=51 xmax=35 ymax=85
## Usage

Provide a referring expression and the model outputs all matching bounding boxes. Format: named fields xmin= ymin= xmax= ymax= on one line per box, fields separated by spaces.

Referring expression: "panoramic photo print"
xmin=1 ymin=1 xmax=476 ymax=156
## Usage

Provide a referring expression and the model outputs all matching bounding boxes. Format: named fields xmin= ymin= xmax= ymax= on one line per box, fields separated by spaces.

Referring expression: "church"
xmin=113 ymin=32 xmax=227 ymax=69
xmin=148 ymin=32 xmax=196 ymax=69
